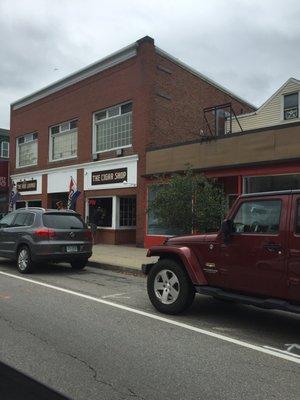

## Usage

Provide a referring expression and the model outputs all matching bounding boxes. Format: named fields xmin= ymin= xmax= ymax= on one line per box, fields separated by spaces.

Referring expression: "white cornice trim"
xmin=11 ymin=44 xmax=138 ymax=110
xmin=11 ymin=154 xmax=139 ymax=179
xmin=155 ymin=47 xmax=257 ymax=110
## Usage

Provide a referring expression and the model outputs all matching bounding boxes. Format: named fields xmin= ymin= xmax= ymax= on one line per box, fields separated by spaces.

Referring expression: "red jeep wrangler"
xmin=142 ymin=191 xmax=300 ymax=314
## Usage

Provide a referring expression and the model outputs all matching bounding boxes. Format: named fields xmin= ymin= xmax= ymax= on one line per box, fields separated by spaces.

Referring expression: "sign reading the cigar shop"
xmin=17 ymin=179 xmax=37 ymax=192
xmin=91 ymin=168 xmax=127 ymax=185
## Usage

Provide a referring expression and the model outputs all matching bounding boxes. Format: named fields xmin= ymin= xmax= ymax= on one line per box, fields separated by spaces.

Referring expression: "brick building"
xmin=145 ymin=77 xmax=300 ymax=246
xmin=0 ymin=128 xmax=9 ymax=218
xmin=10 ymin=36 xmax=254 ymax=246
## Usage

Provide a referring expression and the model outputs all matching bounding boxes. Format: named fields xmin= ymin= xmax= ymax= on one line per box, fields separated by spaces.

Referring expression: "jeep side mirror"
xmin=221 ymin=219 xmax=233 ymax=244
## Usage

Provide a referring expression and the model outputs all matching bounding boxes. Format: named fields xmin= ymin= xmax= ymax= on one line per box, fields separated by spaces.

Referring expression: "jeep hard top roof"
xmin=241 ymin=190 xmax=300 ymax=198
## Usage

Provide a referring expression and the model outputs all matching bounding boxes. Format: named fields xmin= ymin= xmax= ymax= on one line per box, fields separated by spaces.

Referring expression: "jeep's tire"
xmin=147 ymin=259 xmax=195 ymax=314
xmin=70 ymin=259 xmax=88 ymax=270
xmin=17 ymin=245 xmax=35 ymax=274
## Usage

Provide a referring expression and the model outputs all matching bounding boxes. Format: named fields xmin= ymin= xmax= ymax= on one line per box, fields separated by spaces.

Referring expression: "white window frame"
xmin=0 ymin=141 xmax=9 ymax=158
xmin=92 ymin=101 xmax=133 ymax=154
xmin=16 ymin=133 xmax=38 ymax=169
xmin=85 ymin=195 xmax=136 ymax=230
xmin=117 ymin=196 xmax=136 ymax=229
xmin=49 ymin=120 xmax=78 ymax=162
xmin=282 ymin=92 xmax=299 ymax=121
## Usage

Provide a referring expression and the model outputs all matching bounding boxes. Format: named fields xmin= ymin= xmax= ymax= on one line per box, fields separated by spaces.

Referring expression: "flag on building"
xmin=67 ymin=176 xmax=81 ymax=210
xmin=8 ymin=180 xmax=21 ymax=212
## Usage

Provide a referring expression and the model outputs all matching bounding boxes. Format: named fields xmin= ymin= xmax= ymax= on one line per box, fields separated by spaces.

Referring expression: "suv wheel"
xmin=147 ymin=259 xmax=195 ymax=314
xmin=70 ymin=259 xmax=88 ymax=270
xmin=17 ymin=246 xmax=34 ymax=274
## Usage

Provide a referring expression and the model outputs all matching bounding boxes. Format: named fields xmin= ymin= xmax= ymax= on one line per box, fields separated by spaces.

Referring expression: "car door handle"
xmin=263 ymin=243 xmax=282 ymax=253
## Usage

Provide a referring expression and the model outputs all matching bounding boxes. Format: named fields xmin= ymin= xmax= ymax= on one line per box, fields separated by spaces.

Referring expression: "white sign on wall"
xmin=11 ymin=174 xmax=42 ymax=195
xmin=47 ymin=169 xmax=77 ymax=193
xmin=84 ymin=155 xmax=138 ymax=191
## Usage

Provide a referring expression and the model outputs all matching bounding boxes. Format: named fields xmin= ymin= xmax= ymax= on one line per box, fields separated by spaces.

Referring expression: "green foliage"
xmin=148 ymin=170 xmax=226 ymax=234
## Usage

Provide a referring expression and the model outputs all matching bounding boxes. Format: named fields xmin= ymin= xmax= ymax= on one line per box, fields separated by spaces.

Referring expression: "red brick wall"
xmin=10 ymin=36 xmax=254 ymax=247
xmin=149 ymin=53 xmax=254 ymax=148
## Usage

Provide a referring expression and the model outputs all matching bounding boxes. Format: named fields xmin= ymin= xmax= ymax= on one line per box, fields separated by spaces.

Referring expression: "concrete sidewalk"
xmin=88 ymin=244 xmax=158 ymax=273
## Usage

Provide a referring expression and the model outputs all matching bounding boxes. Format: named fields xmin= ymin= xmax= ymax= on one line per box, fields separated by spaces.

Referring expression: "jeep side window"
xmin=295 ymin=201 xmax=300 ymax=234
xmin=232 ymin=200 xmax=281 ymax=234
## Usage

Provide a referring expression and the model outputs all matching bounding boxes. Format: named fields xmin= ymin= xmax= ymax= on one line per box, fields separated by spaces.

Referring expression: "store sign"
xmin=91 ymin=168 xmax=127 ymax=185
xmin=17 ymin=179 xmax=37 ymax=192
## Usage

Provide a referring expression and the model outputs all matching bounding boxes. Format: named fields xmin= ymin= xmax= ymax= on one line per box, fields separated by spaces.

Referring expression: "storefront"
xmin=0 ymin=161 xmax=8 ymax=218
xmin=83 ymin=155 xmax=138 ymax=244
xmin=11 ymin=155 xmax=138 ymax=244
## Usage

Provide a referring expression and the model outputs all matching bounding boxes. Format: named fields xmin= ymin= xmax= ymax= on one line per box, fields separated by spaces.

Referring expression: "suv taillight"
xmin=84 ymin=230 xmax=93 ymax=241
xmin=34 ymin=228 xmax=56 ymax=239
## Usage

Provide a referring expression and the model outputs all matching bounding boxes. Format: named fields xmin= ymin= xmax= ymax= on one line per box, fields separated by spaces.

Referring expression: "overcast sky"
xmin=1 ymin=0 xmax=299 ymax=128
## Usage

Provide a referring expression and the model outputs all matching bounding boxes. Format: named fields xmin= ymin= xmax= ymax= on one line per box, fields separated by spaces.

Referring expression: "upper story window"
xmin=93 ymin=102 xmax=132 ymax=153
xmin=50 ymin=119 xmax=78 ymax=161
xmin=283 ymin=93 xmax=299 ymax=120
xmin=0 ymin=141 xmax=9 ymax=158
xmin=17 ymin=133 xmax=37 ymax=168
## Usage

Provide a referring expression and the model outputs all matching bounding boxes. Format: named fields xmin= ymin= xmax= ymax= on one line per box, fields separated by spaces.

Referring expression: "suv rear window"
xmin=43 ymin=213 xmax=85 ymax=229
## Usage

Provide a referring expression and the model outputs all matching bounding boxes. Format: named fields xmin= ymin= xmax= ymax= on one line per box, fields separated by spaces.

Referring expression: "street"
xmin=0 ymin=260 xmax=299 ymax=400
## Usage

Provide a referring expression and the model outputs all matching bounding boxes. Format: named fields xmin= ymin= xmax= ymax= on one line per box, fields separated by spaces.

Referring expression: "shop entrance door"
xmin=49 ymin=193 xmax=68 ymax=210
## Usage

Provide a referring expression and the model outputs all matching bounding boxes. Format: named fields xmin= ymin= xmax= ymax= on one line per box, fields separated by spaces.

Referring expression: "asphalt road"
xmin=0 ymin=260 xmax=299 ymax=400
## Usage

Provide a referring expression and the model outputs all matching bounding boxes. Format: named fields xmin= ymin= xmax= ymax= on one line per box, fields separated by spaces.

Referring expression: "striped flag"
xmin=67 ymin=176 xmax=81 ymax=211
xmin=8 ymin=180 xmax=21 ymax=212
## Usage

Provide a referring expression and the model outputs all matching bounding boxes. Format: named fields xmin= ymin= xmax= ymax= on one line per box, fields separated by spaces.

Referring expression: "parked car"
xmin=0 ymin=208 xmax=93 ymax=273
xmin=142 ymin=191 xmax=300 ymax=314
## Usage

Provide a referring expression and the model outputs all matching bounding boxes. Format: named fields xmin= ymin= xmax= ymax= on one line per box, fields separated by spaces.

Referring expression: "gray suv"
xmin=0 ymin=208 xmax=93 ymax=273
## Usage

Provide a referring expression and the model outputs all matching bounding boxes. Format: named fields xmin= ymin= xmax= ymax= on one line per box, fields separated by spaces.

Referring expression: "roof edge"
xmin=155 ymin=47 xmax=257 ymax=110
xmin=11 ymin=41 xmax=139 ymax=110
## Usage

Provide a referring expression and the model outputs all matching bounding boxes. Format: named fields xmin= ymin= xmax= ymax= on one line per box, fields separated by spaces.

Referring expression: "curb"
xmin=87 ymin=260 xmax=144 ymax=276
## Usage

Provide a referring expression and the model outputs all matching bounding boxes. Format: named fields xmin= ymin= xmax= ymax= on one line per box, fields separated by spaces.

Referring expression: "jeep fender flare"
xmin=147 ymin=246 xmax=208 ymax=285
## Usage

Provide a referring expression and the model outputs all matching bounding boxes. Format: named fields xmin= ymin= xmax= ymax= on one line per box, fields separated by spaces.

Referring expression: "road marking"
xmin=263 ymin=345 xmax=300 ymax=359
xmin=0 ymin=270 xmax=299 ymax=365
xmin=102 ymin=293 xmax=130 ymax=299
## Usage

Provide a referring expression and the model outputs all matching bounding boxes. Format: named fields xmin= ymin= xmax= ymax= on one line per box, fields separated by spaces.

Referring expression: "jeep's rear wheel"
xmin=147 ymin=259 xmax=195 ymax=314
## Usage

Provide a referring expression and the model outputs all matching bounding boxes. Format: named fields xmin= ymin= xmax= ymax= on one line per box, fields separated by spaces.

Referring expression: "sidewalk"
xmin=88 ymin=244 xmax=158 ymax=273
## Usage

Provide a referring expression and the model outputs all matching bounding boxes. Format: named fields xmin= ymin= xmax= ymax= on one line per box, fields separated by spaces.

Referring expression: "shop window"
xmin=16 ymin=201 xmax=26 ymax=209
xmin=147 ymin=186 xmax=182 ymax=236
xmin=244 ymin=174 xmax=300 ymax=194
xmin=88 ymin=198 xmax=112 ymax=227
xmin=119 ymin=197 xmax=136 ymax=227
xmin=50 ymin=120 xmax=78 ymax=161
xmin=284 ymin=93 xmax=299 ymax=120
xmin=0 ymin=141 xmax=9 ymax=158
xmin=94 ymin=102 xmax=132 ymax=153
xmin=15 ymin=200 xmax=42 ymax=210
xmin=17 ymin=133 xmax=38 ymax=167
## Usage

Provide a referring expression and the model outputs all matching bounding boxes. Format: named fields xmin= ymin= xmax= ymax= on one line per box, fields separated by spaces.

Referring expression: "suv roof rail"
xmin=17 ymin=207 xmax=46 ymax=212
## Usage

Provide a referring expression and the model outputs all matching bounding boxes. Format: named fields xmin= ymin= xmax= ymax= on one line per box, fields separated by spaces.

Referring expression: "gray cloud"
xmin=0 ymin=0 xmax=300 ymax=128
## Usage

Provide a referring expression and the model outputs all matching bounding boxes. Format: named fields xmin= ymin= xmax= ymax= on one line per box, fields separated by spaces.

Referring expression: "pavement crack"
xmin=0 ymin=315 xmax=51 ymax=347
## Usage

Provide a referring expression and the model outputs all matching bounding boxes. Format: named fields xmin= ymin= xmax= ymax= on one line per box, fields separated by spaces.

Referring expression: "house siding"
xmin=230 ymin=79 xmax=300 ymax=133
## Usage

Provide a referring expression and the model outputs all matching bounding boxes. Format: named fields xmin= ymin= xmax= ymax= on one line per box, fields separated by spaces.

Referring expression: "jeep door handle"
xmin=263 ymin=243 xmax=283 ymax=253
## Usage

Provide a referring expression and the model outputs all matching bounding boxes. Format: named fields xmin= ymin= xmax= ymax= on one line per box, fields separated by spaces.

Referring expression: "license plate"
xmin=66 ymin=245 xmax=78 ymax=253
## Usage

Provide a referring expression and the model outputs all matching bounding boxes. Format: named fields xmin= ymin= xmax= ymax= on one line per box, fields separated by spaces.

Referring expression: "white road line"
xmin=263 ymin=346 xmax=300 ymax=359
xmin=0 ymin=270 xmax=299 ymax=365
xmin=102 ymin=293 xmax=130 ymax=299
